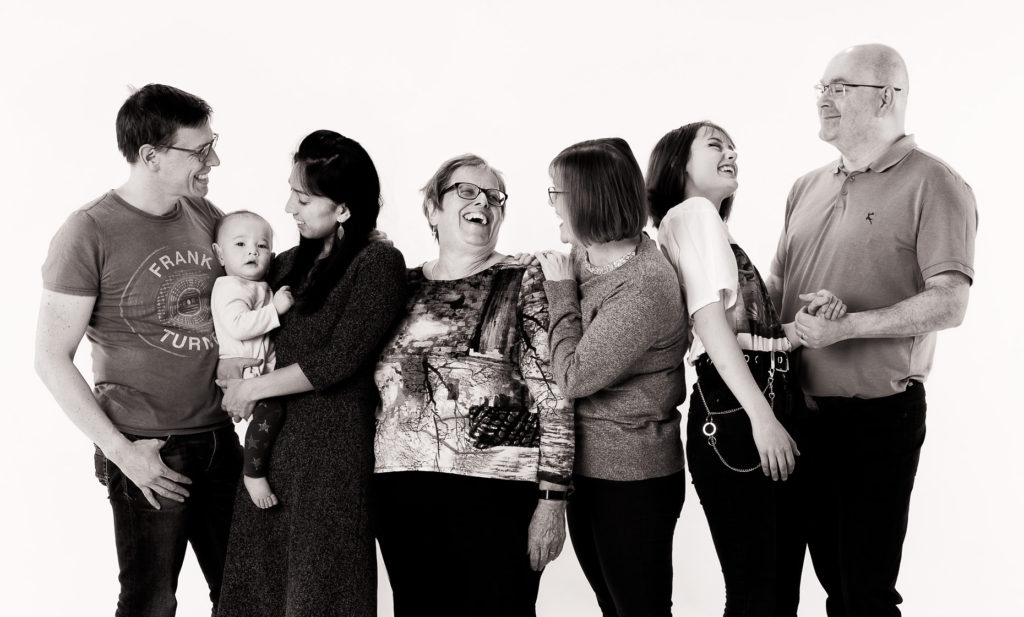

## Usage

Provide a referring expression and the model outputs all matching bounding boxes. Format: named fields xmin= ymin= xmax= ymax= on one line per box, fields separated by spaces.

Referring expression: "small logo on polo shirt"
xmin=865 ymin=212 xmax=875 ymax=224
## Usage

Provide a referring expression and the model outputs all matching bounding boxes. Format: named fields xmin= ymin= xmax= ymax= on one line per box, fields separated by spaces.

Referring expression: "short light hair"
xmin=549 ymin=138 xmax=647 ymax=246
xmin=420 ymin=154 xmax=506 ymax=241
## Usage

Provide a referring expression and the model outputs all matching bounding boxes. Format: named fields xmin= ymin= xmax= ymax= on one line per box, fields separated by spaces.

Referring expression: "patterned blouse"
xmin=374 ymin=262 xmax=574 ymax=485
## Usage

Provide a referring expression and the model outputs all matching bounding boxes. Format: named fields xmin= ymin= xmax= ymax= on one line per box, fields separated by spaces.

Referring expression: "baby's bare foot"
xmin=244 ymin=476 xmax=279 ymax=509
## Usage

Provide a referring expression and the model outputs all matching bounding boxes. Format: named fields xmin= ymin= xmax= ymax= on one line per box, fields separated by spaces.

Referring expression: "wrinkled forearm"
xmin=840 ymin=273 xmax=970 ymax=341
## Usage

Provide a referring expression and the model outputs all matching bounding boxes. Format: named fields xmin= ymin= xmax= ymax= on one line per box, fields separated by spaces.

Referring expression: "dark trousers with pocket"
xmin=95 ymin=425 xmax=243 ymax=617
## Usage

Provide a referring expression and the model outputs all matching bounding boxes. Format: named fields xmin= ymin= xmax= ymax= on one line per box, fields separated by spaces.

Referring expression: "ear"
xmin=426 ymin=201 xmax=440 ymax=226
xmin=139 ymin=145 xmax=159 ymax=171
xmin=212 ymin=242 xmax=225 ymax=266
xmin=336 ymin=203 xmax=351 ymax=224
xmin=878 ymin=87 xmax=897 ymax=114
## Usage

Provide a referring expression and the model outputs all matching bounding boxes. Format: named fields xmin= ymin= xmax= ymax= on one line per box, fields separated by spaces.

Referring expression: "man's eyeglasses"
xmin=441 ymin=182 xmax=507 ymax=207
xmin=163 ymin=133 xmax=219 ymax=164
xmin=547 ymin=188 xmax=566 ymax=205
xmin=814 ymin=83 xmax=903 ymax=97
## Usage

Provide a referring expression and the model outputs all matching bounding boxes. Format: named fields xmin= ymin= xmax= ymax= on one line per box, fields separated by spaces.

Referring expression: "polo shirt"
xmin=770 ymin=135 xmax=977 ymax=398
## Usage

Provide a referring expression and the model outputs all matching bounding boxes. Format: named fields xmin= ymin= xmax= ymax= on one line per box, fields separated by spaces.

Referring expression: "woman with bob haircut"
xmin=372 ymin=154 xmax=574 ymax=617
xmin=647 ymin=121 xmax=844 ymax=616
xmin=216 ymin=129 xmax=408 ymax=617
xmin=536 ymin=137 xmax=688 ymax=617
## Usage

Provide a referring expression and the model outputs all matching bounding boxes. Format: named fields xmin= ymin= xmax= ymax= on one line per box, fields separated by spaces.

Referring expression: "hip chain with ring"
xmin=696 ymin=353 xmax=776 ymax=473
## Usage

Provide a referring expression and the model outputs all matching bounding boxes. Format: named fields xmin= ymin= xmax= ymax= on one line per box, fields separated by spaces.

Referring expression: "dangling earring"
xmin=335 ymin=205 xmax=350 ymax=242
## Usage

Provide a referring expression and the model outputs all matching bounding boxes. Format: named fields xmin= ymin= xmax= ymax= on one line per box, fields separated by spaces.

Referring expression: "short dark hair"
xmin=212 ymin=210 xmax=269 ymax=245
xmin=646 ymin=121 xmax=735 ymax=227
xmin=277 ymin=130 xmax=383 ymax=312
xmin=116 ymin=84 xmax=212 ymax=163
xmin=420 ymin=154 xmax=506 ymax=241
xmin=549 ymin=137 xmax=647 ymax=246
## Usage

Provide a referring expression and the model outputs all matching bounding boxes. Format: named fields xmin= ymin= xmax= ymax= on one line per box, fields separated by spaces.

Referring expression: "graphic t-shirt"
xmin=42 ymin=190 xmax=228 ymax=436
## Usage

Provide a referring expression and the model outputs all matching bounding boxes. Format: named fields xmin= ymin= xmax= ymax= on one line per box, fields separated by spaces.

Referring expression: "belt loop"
xmin=773 ymin=351 xmax=789 ymax=373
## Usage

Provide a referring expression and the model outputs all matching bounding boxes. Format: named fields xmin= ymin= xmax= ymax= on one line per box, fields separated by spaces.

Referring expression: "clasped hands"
xmin=793 ymin=289 xmax=848 ymax=349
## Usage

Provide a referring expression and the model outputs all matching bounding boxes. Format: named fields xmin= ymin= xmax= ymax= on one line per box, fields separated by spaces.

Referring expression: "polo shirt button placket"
xmin=842 ymin=174 xmax=854 ymax=196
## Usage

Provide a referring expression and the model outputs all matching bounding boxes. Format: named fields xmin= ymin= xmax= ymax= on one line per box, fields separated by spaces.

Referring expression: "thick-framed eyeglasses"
xmin=441 ymin=182 xmax=507 ymax=207
xmin=547 ymin=188 xmax=566 ymax=205
xmin=814 ymin=83 xmax=903 ymax=97
xmin=163 ymin=133 xmax=219 ymax=163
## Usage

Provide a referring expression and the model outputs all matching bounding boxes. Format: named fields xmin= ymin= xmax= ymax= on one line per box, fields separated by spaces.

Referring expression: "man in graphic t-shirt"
xmin=767 ymin=44 xmax=977 ymax=617
xmin=35 ymin=84 xmax=241 ymax=617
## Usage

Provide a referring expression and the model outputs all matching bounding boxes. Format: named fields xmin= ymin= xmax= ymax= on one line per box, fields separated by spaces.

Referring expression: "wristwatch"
xmin=537 ymin=489 xmax=571 ymax=501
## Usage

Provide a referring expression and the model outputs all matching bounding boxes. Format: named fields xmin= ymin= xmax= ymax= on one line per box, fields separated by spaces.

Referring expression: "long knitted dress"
xmin=217 ymin=240 xmax=407 ymax=617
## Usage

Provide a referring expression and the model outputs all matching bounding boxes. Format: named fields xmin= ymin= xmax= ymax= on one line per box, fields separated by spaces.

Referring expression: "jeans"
xmin=687 ymin=354 xmax=804 ymax=617
xmin=95 ymin=425 xmax=243 ymax=617
xmin=801 ymin=382 xmax=927 ymax=617
xmin=567 ymin=471 xmax=686 ymax=617
xmin=373 ymin=471 xmax=543 ymax=617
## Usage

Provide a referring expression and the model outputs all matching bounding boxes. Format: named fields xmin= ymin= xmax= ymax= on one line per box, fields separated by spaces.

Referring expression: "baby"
xmin=211 ymin=211 xmax=293 ymax=508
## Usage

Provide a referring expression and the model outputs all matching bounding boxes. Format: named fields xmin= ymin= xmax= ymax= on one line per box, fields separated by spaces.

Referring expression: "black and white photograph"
xmin=3 ymin=1 xmax=1019 ymax=615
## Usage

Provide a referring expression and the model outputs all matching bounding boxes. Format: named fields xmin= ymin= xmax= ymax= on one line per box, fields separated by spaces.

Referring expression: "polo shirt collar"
xmin=832 ymin=134 xmax=917 ymax=175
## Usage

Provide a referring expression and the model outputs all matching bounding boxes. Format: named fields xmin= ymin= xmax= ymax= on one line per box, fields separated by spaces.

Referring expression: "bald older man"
xmin=767 ymin=44 xmax=977 ymax=616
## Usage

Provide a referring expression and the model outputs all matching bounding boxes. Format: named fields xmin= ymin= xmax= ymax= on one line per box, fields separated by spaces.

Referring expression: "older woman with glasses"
xmin=536 ymin=137 xmax=688 ymax=617
xmin=372 ymin=154 xmax=574 ymax=617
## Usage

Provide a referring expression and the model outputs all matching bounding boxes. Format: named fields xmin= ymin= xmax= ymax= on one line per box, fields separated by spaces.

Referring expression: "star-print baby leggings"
xmin=242 ymin=399 xmax=285 ymax=478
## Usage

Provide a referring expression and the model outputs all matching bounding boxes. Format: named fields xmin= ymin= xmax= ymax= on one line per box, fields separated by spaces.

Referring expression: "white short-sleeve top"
xmin=658 ymin=197 xmax=790 ymax=364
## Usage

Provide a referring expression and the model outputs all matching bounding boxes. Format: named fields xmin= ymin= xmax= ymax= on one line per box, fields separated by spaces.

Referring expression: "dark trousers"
xmin=802 ymin=382 xmax=927 ymax=617
xmin=567 ymin=471 xmax=686 ymax=617
xmin=373 ymin=471 xmax=542 ymax=617
xmin=687 ymin=357 xmax=804 ymax=617
xmin=95 ymin=425 xmax=243 ymax=617
xmin=241 ymin=398 xmax=284 ymax=478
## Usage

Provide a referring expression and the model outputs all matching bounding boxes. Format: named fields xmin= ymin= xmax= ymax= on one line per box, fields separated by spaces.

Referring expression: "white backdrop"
xmin=2 ymin=1 xmax=1020 ymax=615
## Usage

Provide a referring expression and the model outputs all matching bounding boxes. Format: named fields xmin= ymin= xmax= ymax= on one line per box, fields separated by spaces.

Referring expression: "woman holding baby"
xmin=216 ymin=130 xmax=407 ymax=617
